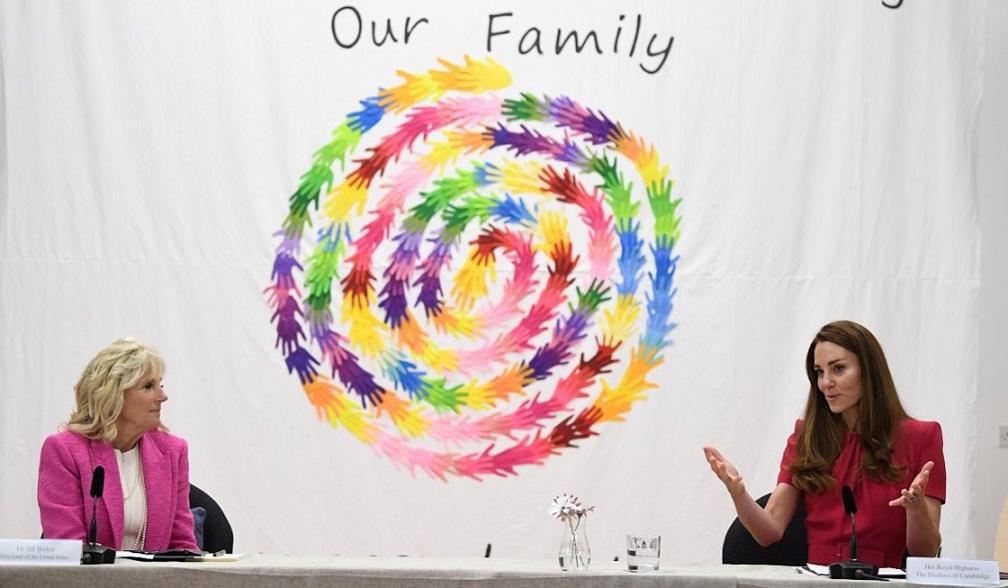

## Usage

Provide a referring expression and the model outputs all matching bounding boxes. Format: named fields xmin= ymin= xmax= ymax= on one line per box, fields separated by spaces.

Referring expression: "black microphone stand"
xmin=829 ymin=487 xmax=878 ymax=580
xmin=81 ymin=467 xmax=116 ymax=565
xmin=828 ymin=511 xmax=879 ymax=579
xmin=830 ymin=516 xmax=878 ymax=580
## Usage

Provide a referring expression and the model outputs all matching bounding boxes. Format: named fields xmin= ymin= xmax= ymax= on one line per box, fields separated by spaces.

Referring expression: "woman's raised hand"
xmin=889 ymin=460 xmax=933 ymax=511
xmin=703 ymin=446 xmax=746 ymax=498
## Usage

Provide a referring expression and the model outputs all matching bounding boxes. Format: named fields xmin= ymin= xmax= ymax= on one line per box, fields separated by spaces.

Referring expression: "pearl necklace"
xmin=118 ymin=447 xmax=148 ymax=551
xmin=122 ymin=448 xmax=141 ymax=499
xmin=130 ymin=454 xmax=148 ymax=551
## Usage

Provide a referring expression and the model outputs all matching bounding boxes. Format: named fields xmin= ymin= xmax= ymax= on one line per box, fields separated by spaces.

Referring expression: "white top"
xmin=114 ymin=446 xmax=146 ymax=550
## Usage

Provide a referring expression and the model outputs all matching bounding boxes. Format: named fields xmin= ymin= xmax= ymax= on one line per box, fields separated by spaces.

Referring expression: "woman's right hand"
xmin=703 ymin=446 xmax=746 ymax=498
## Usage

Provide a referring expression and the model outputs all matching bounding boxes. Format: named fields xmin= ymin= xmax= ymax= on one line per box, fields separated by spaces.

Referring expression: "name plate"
xmin=0 ymin=539 xmax=82 ymax=565
xmin=906 ymin=557 xmax=1001 ymax=586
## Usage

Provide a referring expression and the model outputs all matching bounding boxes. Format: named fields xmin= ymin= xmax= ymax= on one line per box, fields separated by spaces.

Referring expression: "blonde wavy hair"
xmin=65 ymin=337 xmax=167 ymax=443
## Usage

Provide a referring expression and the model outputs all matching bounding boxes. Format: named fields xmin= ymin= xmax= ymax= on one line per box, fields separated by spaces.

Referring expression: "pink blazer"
xmin=37 ymin=430 xmax=199 ymax=551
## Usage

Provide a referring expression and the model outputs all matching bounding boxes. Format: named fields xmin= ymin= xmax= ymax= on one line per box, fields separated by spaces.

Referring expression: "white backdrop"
xmin=0 ymin=1 xmax=985 ymax=562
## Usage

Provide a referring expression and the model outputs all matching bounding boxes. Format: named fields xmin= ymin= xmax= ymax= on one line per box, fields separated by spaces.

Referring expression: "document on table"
xmin=194 ymin=552 xmax=244 ymax=562
xmin=115 ymin=550 xmax=244 ymax=562
xmin=116 ymin=551 xmax=155 ymax=560
xmin=801 ymin=563 xmax=906 ymax=578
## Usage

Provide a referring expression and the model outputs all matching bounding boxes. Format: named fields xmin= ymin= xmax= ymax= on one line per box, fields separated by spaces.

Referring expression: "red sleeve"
xmin=777 ymin=420 xmax=803 ymax=485
xmin=169 ymin=439 xmax=199 ymax=551
xmin=917 ymin=421 xmax=946 ymax=504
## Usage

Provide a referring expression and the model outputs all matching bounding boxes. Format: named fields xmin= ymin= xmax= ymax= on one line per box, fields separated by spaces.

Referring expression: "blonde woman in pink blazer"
xmin=37 ymin=338 xmax=198 ymax=552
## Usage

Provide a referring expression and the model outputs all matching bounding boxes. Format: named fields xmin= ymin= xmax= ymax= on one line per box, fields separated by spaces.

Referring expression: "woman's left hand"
xmin=888 ymin=461 xmax=934 ymax=510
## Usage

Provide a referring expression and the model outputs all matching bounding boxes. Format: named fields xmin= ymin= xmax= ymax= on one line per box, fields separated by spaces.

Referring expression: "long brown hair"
xmin=789 ymin=320 xmax=909 ymax=494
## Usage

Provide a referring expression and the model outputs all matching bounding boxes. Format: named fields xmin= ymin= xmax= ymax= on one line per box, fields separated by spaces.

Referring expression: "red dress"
xmin=777 ymin=418 xmax=946 ymax=568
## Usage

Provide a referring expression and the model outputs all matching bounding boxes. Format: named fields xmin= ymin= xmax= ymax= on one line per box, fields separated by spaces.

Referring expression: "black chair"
xmin=722 ymin=492 xmax=807 ymax=565
xmin=189 ymin=484 xmax=234 ymax=554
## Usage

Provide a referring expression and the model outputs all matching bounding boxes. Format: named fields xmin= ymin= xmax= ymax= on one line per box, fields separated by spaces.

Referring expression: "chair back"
xmin=189 ymin=483 xmax=234 ymax=554
xmin=996 ymin=496 xmax=1008 ymax=571
xmin=722 ymin=492 xmax=807 ymax=565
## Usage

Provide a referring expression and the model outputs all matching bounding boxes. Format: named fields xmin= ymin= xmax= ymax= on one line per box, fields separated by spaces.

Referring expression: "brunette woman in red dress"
xmin=704 ymin=320 xmax=944 ymax=568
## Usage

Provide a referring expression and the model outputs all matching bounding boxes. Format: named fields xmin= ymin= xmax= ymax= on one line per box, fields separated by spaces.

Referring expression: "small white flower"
xmin=548 ymin=493 xmax=594 ymax=521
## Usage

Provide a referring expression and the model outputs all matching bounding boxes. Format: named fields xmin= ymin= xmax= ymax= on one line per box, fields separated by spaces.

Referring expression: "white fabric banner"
xmin=0 ymin=0 xmax=982 ymax=562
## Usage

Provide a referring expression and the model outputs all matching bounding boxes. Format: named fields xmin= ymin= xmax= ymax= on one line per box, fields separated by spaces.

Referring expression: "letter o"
xmin=331 ymin=5 xmax=362 ymax=48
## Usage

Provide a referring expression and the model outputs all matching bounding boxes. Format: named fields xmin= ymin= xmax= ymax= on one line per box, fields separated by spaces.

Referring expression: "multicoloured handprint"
xmin=267 ymin=56 xmax=681 ymax=480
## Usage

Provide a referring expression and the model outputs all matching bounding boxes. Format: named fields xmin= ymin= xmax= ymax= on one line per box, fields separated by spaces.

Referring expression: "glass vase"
xmin=558 ymin=515 xmax=591 ymax=571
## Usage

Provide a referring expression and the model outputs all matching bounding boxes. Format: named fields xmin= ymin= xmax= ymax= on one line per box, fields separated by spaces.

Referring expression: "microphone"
xmin=828 ymin=485 xmax=877 ymax=580
xmin=87 ymin=466 xmax=104 ymax=545
xmin=81 ymin=466 xmax=116 ymax=565
xmin=89 ymin=465 xmax=105 ymax=496
xmin=841 ymin=485 xmax=859 ymax=560
xmin=841 ymin=485 xmax=857 ymax=515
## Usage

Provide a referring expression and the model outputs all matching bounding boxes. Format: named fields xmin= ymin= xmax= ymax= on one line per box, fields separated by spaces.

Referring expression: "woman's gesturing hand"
xmin=888 ymin=460 xmax=933 ymax=511
xmin=703 ymin=446 xmax=746 ymax=498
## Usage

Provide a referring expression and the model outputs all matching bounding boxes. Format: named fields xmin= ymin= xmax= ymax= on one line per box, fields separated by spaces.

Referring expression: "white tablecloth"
xmin=0 ymin=555 xmax=997 ymax=588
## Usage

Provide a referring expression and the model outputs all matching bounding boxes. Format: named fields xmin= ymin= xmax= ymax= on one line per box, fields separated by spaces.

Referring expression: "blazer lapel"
xmin=139 ymin=434 xmax=170 ymax=550
xmin=89 ymin=440 xmax=123 ymax=550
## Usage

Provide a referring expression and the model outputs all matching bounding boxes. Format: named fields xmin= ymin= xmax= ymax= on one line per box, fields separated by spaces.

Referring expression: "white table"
xmin=0 ymin=555 xmax=993 ymax=587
